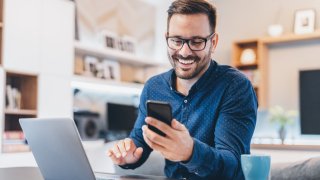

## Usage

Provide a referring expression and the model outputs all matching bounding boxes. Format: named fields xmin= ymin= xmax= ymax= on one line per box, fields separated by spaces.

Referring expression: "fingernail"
xmin=145 ymin=117 xmax=151 ymax=123
xmin=126 ymin=146 xmax=130 ymax=151
xmin=122 ymin=152 xmax=127 ymax=157
xmin=142 ymin=125 xmax=147 ymax=131
xmin=107 ymin=152 xmax=111 ymax=156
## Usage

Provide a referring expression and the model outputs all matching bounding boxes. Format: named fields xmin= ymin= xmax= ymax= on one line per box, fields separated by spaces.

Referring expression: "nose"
xmin=179 ymin=42 xmax=193 ymax=57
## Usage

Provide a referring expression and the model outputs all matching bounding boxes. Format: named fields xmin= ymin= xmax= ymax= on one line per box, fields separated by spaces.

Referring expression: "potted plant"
xmin=269 ymin=105 xmax=297 ymax=144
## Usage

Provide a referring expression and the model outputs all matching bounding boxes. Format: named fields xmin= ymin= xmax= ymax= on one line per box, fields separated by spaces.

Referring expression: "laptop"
xmin=19 ymin=118 xmax=171 ymax=180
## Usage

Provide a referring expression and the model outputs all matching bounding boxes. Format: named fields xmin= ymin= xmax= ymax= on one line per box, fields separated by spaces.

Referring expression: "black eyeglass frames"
xmin=166 ymin=32 xmax=215 ymax=51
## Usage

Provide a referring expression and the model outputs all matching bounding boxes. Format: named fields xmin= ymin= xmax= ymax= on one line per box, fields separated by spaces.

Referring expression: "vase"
xmin=278 ymin=126 xmax=286 ymax=144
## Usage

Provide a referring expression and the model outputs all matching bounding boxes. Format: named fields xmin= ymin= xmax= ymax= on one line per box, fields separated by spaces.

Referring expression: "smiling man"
xmin=107 ymin=0 xmax=258 ymax=179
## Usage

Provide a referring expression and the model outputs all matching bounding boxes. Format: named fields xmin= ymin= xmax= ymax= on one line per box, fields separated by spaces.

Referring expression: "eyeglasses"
xmin=166 ymin=33 xmax=215 ymax=51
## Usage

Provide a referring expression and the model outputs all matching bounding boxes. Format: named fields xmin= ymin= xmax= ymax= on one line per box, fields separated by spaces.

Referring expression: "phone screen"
xmin=146 ymin=100 xmax=172 ymax=136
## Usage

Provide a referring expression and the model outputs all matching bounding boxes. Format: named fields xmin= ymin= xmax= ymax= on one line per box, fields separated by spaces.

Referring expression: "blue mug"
xmin=241 ymin=154 xmax=271 ymax=180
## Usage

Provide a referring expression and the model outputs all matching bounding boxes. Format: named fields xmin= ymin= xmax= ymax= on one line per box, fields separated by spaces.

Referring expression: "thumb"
xmin=133 ymin=147 xmax=143 ymax=159
xmin=172 ymin=119 xmax=187 ymax=131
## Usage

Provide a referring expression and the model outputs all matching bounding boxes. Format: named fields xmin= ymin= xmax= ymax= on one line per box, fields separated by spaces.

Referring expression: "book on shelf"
xmin=3 ymin=139 xmax=27 ymax=145
xmin=3 ymin=131 xmax=25 ymax=140
xmin=6 ymin=85 xmax=22 ymax=110
xmin=2 ymin=131 xmax=29 ymax=153
xmin=2 ymin=144 xmax=30 ymax=153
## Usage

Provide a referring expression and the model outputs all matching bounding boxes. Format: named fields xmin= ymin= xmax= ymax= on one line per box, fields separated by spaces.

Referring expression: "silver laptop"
xmin=19 ymin=118 xmax=171 ymax=180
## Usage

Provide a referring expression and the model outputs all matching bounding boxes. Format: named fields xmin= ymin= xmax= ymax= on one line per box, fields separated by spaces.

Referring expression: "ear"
xmin=211 ymin=33 xmax=219 ymax=51
xmin=164 ymin=32 xmax=168 ymax=38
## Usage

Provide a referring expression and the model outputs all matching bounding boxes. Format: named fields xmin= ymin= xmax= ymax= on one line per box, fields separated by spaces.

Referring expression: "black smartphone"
xmin=146 ymin=100 xmax=172 ymax=136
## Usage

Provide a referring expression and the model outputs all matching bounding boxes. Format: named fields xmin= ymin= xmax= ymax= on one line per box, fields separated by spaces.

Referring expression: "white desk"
xmin=0 ymin=140 xmax=165 ymax=176
xmin=0 ymin=167 xmax=173 ymax=180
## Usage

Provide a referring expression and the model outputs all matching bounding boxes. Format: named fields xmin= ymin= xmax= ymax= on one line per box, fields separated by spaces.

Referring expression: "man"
xmin=107 ymin=0 xmax=257 ymax=179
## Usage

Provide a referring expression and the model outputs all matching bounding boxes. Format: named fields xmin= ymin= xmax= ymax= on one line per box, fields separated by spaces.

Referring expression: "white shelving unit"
xmin=0 ymin=0 xmax=75 ymax=153
xmin=71 ymin=75 xmax=143 ymax=95
xmin=73 ymin=40 xmax=170 ymax=95
xmin=74 ymin=41 xmax=166 ymax=67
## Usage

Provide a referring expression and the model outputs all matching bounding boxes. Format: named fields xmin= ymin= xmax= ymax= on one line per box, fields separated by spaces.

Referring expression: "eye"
xmin=170 ymin=38 xmax=183 ymax=46
xmin=190 ymin=39 xmax=205 ymax=46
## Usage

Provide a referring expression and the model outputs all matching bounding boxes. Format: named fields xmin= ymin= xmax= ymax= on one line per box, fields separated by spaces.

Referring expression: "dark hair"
xmin=167 ymin=0 xmax=217 ymax=33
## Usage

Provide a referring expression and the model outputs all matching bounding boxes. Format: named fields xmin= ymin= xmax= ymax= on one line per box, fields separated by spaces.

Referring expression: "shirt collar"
xmin=192 ymin=60 xmax=216 ymax=90
xmin=168 ymin=60 xmax=217 ymax=94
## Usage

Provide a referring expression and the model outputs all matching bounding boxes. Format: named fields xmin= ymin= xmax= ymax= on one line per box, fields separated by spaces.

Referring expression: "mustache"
xmin=172 ymin=54 xmax=201 ymax=62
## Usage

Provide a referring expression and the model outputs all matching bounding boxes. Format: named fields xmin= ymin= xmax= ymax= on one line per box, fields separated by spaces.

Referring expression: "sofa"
xmin=114 ymin=151 xmax=320 ymax=180
xmin=271 ymin=157 xmax=320 ymax=180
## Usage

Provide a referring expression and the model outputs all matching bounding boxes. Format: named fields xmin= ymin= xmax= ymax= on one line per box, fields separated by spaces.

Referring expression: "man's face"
xmin=166 ymin=14 xmax=217 ymax=80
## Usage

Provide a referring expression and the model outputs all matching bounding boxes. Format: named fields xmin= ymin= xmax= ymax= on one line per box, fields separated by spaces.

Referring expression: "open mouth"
xmin=178 ymin=59 xmax=195 ymax=65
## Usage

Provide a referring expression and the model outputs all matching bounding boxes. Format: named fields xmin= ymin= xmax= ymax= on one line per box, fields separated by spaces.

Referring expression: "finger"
xmin=106 ymin=149 xmax=112 ymax=157
xmin=112 ymin=145 xmax=122 ymax=158
xmin=124 ymin=138 xmax=132 ymax=151
xmin=142 ymin=130 xmax=152 ymax=148
xmin=117 ymin=140 xmax=127 ymax=157
xmin=171 ymin=119 xmax=187 ymax=131
xmin=133 ymin=147 xmax=143 ymax=159
xmin=142 ymin=125 xmax=170 ymax=147
xmin=143 ymin=130 xmax=166 ymax=152
xmin=107 ymin=149 xmax=123 ymax=165
xmin=145 ymin=117 xmax=174 ymax=137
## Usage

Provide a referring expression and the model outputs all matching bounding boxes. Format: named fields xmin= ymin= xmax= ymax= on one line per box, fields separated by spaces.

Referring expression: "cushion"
xmin=271 ymin=157 xmax=320 ymax=180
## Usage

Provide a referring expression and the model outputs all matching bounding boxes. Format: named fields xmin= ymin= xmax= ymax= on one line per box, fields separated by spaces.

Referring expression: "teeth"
xmin=178 ymin=59 xmax=194 ymax=64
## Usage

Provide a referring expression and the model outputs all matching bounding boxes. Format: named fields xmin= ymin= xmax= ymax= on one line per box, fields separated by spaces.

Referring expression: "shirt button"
xmin=184 ymin=99 xmax=188 ymax=103
xmin=195 ymin=169 xmax=199 ymax=175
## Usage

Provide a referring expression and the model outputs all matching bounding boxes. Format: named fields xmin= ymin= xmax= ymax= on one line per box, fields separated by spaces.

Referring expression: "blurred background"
xmin=0 ymin=0 xmax=320 ymax=167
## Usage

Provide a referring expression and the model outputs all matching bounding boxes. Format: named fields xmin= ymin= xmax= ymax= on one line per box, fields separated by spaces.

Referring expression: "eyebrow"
xmin=168 ymin=35 xmax=207 ymax=39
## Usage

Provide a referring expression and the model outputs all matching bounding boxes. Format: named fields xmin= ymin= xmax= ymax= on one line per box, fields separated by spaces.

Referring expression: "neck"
xmin=176 ymin=62 xmax=210 ymax=96
xmin=176 ymin=78 xmax=197 ymax=96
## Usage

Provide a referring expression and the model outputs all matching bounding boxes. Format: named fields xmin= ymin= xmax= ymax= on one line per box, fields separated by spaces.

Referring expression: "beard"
xmin=167 ymin=51 xmax=211 ymax=80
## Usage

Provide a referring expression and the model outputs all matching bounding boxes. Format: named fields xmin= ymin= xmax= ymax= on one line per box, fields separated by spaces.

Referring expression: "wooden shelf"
xmin=236 ymin=63 xmax=258 ymax=70
xmin=251 ymin=143 xmax=320 ymax=151
xmin=3 ymin=71 xmax=38 ymax=153
xmin=5 ymin=71 xmax=38 ymax=110
xmin=7 ymin=69 xmax=37 ymax=76
xmin=233 ymin=38 xmax=259 ymax=45
xmin=261 ymin=31 xmax=320 ymax=44
xmin=232 ymin=31 xmax=320 ymax=108
xmin=5 ymin=109 xmax=37 ymax=116
xmin=74 ymin=41 xmax=164 ymax=67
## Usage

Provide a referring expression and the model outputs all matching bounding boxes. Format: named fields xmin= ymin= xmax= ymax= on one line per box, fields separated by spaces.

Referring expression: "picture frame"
xmin=100 ymin=30 xmax=118 ymax=49
xmin=294 ymin=9 xmax=316 ymax=34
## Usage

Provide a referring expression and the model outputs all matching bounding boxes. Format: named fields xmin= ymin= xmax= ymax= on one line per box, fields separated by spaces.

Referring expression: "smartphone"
xmin=146 ymin=100 xmax=172 ymax=136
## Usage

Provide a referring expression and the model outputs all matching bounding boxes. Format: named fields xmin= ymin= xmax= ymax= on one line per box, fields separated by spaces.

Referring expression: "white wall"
xmin=214 ymin=0 xmax=320 ymax=65
xmin=153 ymin=0 xmax=171 ymax=63
xmin=268 ymin=42 xmax=320 ymax=110
xmin=37 ymin=0 xmax=75 ymax=118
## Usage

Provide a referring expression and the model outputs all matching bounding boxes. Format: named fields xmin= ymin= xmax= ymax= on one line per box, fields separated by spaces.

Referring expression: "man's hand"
xmin=142 ymin=117 xmax=194 ymax=162
xmin=107 ymin=138 xmax=143 ymax=166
